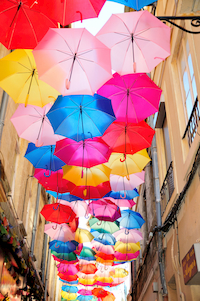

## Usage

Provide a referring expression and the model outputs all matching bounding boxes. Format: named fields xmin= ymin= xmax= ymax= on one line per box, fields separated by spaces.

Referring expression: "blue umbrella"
xmin=94 ymin=233 xmax=116 ymax=245
xmin=46 ymin=94 xmax=116 ymax=141
xmin=62 ymin=286 xmax=78 ymax=293
xmin=117 ymin=209 xmax=145 ymax=229
xmin=25 ymin=143 xmax=65 ymax=173
xmin=47 ymin=191 xmax=82 ymax=202
xmin=49 ymin=240 xmax=78 ymax=253
xmin=108 ymin=0 xmax=156 ymax=10
xmin=59 ymin=279 xmax=78 ymax=285
xmin=78 ymin=296 xmax=94 ymax=301
xmin=104 ymin=189 xmax=139 ymax=200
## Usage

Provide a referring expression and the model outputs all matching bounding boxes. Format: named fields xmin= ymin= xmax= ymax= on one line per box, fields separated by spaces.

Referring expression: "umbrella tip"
xmin=66 ymin=79 xmax=70 ymax=90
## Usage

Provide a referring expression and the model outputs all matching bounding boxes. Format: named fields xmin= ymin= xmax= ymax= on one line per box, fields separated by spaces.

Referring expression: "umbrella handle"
xmin=76 ymin=11 xmax=83 ymax=22
xmin=88 ymin=132 xmax=93 ymax=139
xmin=35 ymin=139 xmax=43 ymax=148
xmin=120 ymin=192 xmax=126 ymax=199
xmin=52 ymin=224 xmax=57 ymax=230
xmin=54 ymin=242 xmax=60 ymax=248
xmin=97 ymin=220 xmax=102 ymax=226
xmin=125 ymin=228 xmax=129 ymax=235
xmin=44 ymin=169 xmax=51 ymax=178
xmin=53 ymin=204 xmax=59 ymax=211
xmin=120 ymin=154 xmax=126 ymax=162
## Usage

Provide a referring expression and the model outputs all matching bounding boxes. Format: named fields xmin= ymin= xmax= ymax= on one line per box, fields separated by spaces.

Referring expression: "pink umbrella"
xmin=97 ymin=73 xmax=162 ymax=123
xmin=113 ymin=229 xmax=143 ymax=244
xmin=78 ymin=290 xmax=93 ymax=296
xmin=44 ymin=223 xmax=75 ymax=242
xmin=57 ymin=263 xmax=78 ymax=275
xmin=91 ymin=242 xmax=114 ymax=255
xmin=58 ymin=200 xmax=88 ymax=217
xmin=96 ymin=10 xmax=171 ymax=74
xmin=11 ymin=104 xmax=64 ymax=147
xmin=88 ymin=199 xmax=121 ymax=222
xmin=114 ymin=251 xmax=140 ymax=261
xmin=107 ymin=198 xmax=136 ymax=208
xmin=33 ymin=28 xmax=112 ymax=96
xmin=54 ymin=137 xmax=112 ymax=168
xmin=34 ymin=168 xmax=75 ymax=193
xmin=110 ymin=171 xmax=145 ymax=192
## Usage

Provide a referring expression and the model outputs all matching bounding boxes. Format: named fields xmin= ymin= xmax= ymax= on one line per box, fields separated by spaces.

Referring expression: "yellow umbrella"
xmin=62 ymin=164 xmax=111 ymax=186
xmin=78 ymin=278 xmax=96 ymax=286
xmin=105 ymin=150 xmax=150 ymax=176
xmin=75 ymin=228 xmax=94 ymax=243
xmin=111 ymin=268 xmax=129 ymax=278
xmin=95 ymin=276 xmax=113 ymax=284
xmin=96 ymin=257 xmax=113 ymax=266
xmin=114 ymin=241 xmax=140 ymax=254
xmin=61 ymin=292 xmax=77 ymax=300
xmin=0 ymin=49 xmax=60 ymax=107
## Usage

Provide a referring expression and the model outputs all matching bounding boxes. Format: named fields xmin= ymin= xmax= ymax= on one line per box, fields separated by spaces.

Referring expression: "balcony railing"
xmin=182 ymin=97 xmax=200 ymax=147
xmin=160 ymin=161 xmax=174 ymax=215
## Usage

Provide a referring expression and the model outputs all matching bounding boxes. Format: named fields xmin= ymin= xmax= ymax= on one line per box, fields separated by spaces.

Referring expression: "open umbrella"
xmin=78 ymin=290 xmax=93 ymax=296
xmin=113 ymin=229 xmax=143 ymax=244
xmin=110 ymin=172 xmax=145 ymax=192
xmin=102 ymin=121 xmax=155 ymax=156
xmin=33 ymin=28 xmax=112 ymax=96
xmin=40 ymin=203 xmax=76 ymax=224
xmin=114 ymin=241 xmax=140 ymax=254
xmin=88 ymin=199 xmax=121 ymax=222
xmin=91 ymin=242 xmax=114 ymax=255
xmin=0 ymin=1 xmax=57 ymax=49
xmin=58 ymin=264 xmax=78 ymax=276
xmin=96 ymin=10 xmax=171 ymax=74
xmin=0 ymin=50 xmax=59 ymax=106
xmin=93 ymin=233 xmax=116 ymax=246
xmin=103 ymin=196 xmax=136 ymax=208
xmin=108 ymin=0 xmax=156 ymax=11
xmin=117 ymin=210 xmax=145 ymax=229
xmin=62 ymin=286 xmax=78 ymax=293
xmin=75 ymin=229 xmax=94 ymax=244
xmin=52 ymin=251 xmax=78 ymax=263
xmin=97 ymin=73 xmax=161 ymax=123
xmin=68 ymin=182 xmax=111 ymax=200
xmin=54 ymin=137 xmax=112 ymax=168
xmin=28 ymin=0 xmax=106 ymax=26
xmin=61 ymin=291 xmax=77 ymax=300
xmin=58 ymin=201 xmax=88 ymax=218
xmin=47 ymin=191 xmax=81 ymax=202
xmin=105 ymin=190 xmax=138 ymax=202
xmin=89 ymin=218 xmax=119 ymax=234
xmin=49 ymin=240 xmax=78 ymax=254
xmin=46 ymin=94 xmax=115 ymax=140
xmin=44 ymin=223 xmax=75 ymax=242
xmin=79 ymin=247 xmax=96 ymax=261
xmin=77 ymin=263 xmax=97 ymax=275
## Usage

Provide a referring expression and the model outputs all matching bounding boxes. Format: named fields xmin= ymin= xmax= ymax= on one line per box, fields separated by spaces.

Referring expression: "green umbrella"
xmin=89 ymin=218 xmax=119 ymax=234
xmin=51 ymin=250 xmax=77 ymax=261
xmin=79 ymin=246 xmax=96 ymax=258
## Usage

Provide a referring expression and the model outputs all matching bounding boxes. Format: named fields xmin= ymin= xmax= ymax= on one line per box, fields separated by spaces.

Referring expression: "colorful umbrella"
xmin=11 ymin=104 xmax=64 ymax=146
xmin=114 ymin=251 xmax=140 ymax=261
xmin=114 ymin=241 xmax=140 ymax=254
xmin=34 ymin=169 xmax=75 ymax=193
xmin=58 ymin=264 xmax=78 ymax=276
xmin=0 ymin=50 xmax=59 ymax=106
xmin=25 ymin=144 xmax=65 ymax=172
xmin=78 ymin=290 xmax=93 ymax=296
xmin=79 ymin=247 xmax=96 ymax=260
xmin=40 ymin=203 xmax=76 ymax=224
xmin=95 ymin=276 xmax=113 ymax=286
xmin=117 ymin=210 xmax=145 ymax=229
xmin=104 ymin=196 xmax=136 ymax=208
xmin=54 ymin=137 xmax=112 ymax=168
xmin=97 ymin=73 xmax=161 ymax=123
xmin=92 ymin=288 xmax=109 ymax=299
xmin=47 ymin=191 xmax=81 ymax=202
xmin=108 ymin=0 xmax=156 ymax=10
xmin=93 ymin=233 xmax=116 ymax=246
xmin=104 ymin=190 xmax=138 ymax=202
xmin=28 ymin=0 xmax=106 ymax=26
xmin=44 ymin=223 xmax=75 ymax=242
xmin=62 ymin=286 xmax=78 ymax=293
xmin=89 ymin=218 xmax=119 ymax=234
xmin=110 ymin=172 xmax=145 ymax=192
xmin=61 ymin=291 xmax=77 ymax=300
xmin=58 ymin=201 xmax=88 ymax=218
xmin=102 ymin=121 xmax=155 ymax=156
xmin=88 ymin=199 xmax=121 ymax=222
xmin=77 ymin=263 xmax=97 ymax=275
xmin=46 ymin=94 xmax=115 ymax=140
xmin=96 ymin=10 xmax=171 ymax=74
xmin=52 ymin=251 xmax=78 ymax=263
xmin=33 ymin=28 xmax=112 ymax=96
xmin=75 ymin=229 xmax=94 ymax=244
xmin=78 ymin=278 xmax=96 ymax=286
xmin=113 ymin=229 xmax=143 ymax=243
xmin=91 ymin=242 xmax=114 ymax=255
xmin=68 ymin=182 xmax=111 ymax=200
xmin=95 ymin=252 xmax=114 ymax=261
xmin=49 ymin=240 xmax=78 ymax=254
xmin=0 ymin=1 xmax=57 ymax=49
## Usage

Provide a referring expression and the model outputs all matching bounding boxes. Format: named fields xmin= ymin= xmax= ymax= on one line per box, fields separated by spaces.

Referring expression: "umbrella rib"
xmin=21 ymin=6 xmax=38 ymax=45
xmin=129 ymin=90 xmax=159 ymax=110
xmin=17 ymin=62 xmax=33 ymax=72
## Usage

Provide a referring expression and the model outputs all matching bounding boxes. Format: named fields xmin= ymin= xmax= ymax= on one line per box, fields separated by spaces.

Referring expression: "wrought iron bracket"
xmin=157 ymin=16 xmax=200 ymax=34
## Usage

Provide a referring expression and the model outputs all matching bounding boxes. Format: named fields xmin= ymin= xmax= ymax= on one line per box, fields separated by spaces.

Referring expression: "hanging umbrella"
xmin=88 ymin=199 xmax=121 ymax=222
xmin=49 ymin=240 xmax=78 ymax=254
xmin=96 ymin=257 xmax=114 ymax=267
xmin=78 ymin=295 xmax=96 ymax=301
xmin=89 ymin=218 xmax=119 ymax=234
xmin=34 ymin=169 xmax=75 ymax=193
xmin=91 ymin=242 xmax=114 ymax=255
xmin=47 ymin=191 xmax=82 ymax=202
xmin=95 ymin=276 xmax=113 ymax=286
xmin=110 ymin=172 xmax=145 ymax=192
xmin=25 ymin=143 xmax=65 ymax=172
xmin=46 ymin=94 xmax=115 ymax=140
xmin=103 ymin=196 xmax=136 ymax=208
xmin=57 ymin=200 xmax=88 ymax=218
xmin=92 ymin=288 xmax=109 ymax=299
xmin=102 ymin=121 xmax=155 ymax=156
xmin=11 ymin=104 xmax=64 ymax=146
xmin=93 ymin=233 xmax=116 ymax=246
xmin=75 ymin=229 xmax=94 ymax=243
xmin=44 ymin=223 xmax=75 ymax=242
xmin=77 ymin=272 xmax=96 ymax=280
xmin=117 ymin=209 xmax=145 ymax=229
xmin=108 ymin=0 xmax=156 ymax=10
xmin=54 ymin=137 xmax=112 ymax=168
xmin=78 ymin=278 xmax=96 ymax=286
xmin=113 ymin=229 xmax=143 ymax=243
xmin=97 ymin=72 xmax=161 ymax=123
xmin=104 ymin=190 xmax=138 ymax=202
xmin=95 ymin=252 xmax=114 ymax=261
xmin=52 ymin=251 xmax=78 ymax=263
xmin=68 ymin=182 xmax=111 ymax=200
xmin=59 ymin=274 xmax=78 ymax=282
xmin=106 ymin=150 xmax=150 ymax=177
xmin=62 ymin=286 xmax=78 ymax=293
xmin=60 ymin=279 xmax=78 ymax=285
xmin=61 ymin=291 xmax=77 ymax=300
xmin=69 ymin=218 xmax=80 ymax=234
xmin=96 ymin=10 xmax=171 ymax=74
xmin=114 ymin=241 xmax=140 ymax=254
xmin=33 ymin=28 xmax=112 ymax=96
xmin=58 ymin=264 xmax=78 ymax=276
xmin=0 ymin=1 xmax=57 ymax=49
xmin=40 ymin=203 xmax=76 ymax=224
xmin=79 ymin=247 xmax=96 ymax=260
xmin=78 ymin=290 xmax=93 ymax=296
xmin=28 ymin=0 xmax=106 ymax=26
xmin=77 ymin=263 xmax=97 ymax=275
xmin=110 ymin=268 xmax=128 ymax=278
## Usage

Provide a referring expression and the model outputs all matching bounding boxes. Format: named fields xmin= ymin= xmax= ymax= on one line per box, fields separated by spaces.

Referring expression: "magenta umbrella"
xmin=57 ymin=263 xmax=78 ymax=275
xmin=114 ymin=251 xmax=140 ymax=261
xmin=33 ymin=28 xmax=112 ymax=96
xmin=88 ymin=199 xmax=121 ymax=222
xmin=110 ymin=171 xmax=145 ymax=192
xmin=54 ymin=137 xmax=112 ymax=168
xmin=101 ymin=197 xmax=136 ymax=208
xmin=96 ymin=10 xmax=171 ymax=74
xmin=97 ymin=73 xmax=162 ymax=123
xmin=11 ymin=104 xmax=64 ymax=147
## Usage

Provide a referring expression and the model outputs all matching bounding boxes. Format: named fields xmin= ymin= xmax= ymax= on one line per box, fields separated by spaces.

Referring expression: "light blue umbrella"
xmin=62 ymin=286 xmax=78 ymax=293
xmin=104 ymin=189 xmax=139 ymax=200
xmin=94 ymin=233 xmax=116 ymax=245
xmin=47 ymin=190 xmax=82 ymax=202
xmin=108 ymin=0 xmax=156 ymax=10
xmin=117 ymin=209 xmax=145 ymax=229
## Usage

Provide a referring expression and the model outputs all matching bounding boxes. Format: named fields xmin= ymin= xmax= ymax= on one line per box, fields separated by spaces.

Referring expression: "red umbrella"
xmin=40 ymin=203 xmax=76 ymax=223
xmin=0 ymin=0 xmax=57 ymax=49
xmin=34 ymin=168 xmax=75 ymax=193
xmin=68 ymin=181 xmax=111 ymax=200
xmin=102 ymin=121 xmax=155 ymax=156
xmin=92 ymin=288 xmax=109 ymax=299
xmin=77 ymin=263 xmax=97 ymax=275
xmin=58 ymin=273 xmax=78 ymax=281
xmin=28 ymin=0 xmax=106 ymax=26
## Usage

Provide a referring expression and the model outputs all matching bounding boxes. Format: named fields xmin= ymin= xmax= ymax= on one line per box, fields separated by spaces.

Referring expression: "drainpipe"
xmin=44 ymin=246 xmax=51 ymax=301
xmin=30 ymin=183 xmax=41 ymax=255
xmin=42 ymin=194 xmax=51 ymax=283
xmin=0 ymin=91 xmax=9 ymax=146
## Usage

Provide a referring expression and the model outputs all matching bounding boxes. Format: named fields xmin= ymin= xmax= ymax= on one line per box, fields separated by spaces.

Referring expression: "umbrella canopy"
xmin=47 ymin=191 xmax=81 ymax=202
xmin=25 ymin=143 xmax=65 ymax=172
xmin=62 ymin=286 xmax=78 ymax=293
xmin=108 ymin=0 xmax=155 ymax=10
xmin=94 ymin=233 xmax=116 ymax=246
xmin=75 ymin=229 xmax=94 ymax=244
xmin=58 ymin=264 xmax=78 ymax=276
xmin=68 ymin=182 xmax=111 ymax=200
xmin=44 ymin=223 xmax=75 ymax=242
xmin=113 ymin=229 xmax=143 ymax=243
xmin=117 ymin=210 xmax=145 ymax=229
xmin=40 ymin=203 xmax=76 ymax=224
xmin=54 ymin=137 xmax=112 ymax=168
xmin=0 ymin=50 xmax=59 ymax=106
xmin=110 ymin=268 xmax=128 ymax=278
xmin=77 ymin=263 xmax=97 ymax=275
xmin=102 ymin=121 xmax=155 ymax=155
xmin=78 ymin=290 xmax=93 ymax=296
xmin=79 ymin=247 xmax=96 ymax=260
xmin=57 ymin=201 xmax=88 ymax=218
xmin=97 ymin=73 xmax=161 ymax=123
xmin=114 ymin=241 xmax=140 ymax=254
xmin=11 ymin=104 xmax=64 ymax=146
xmin=34 ymin=169 xmax=75 ymax=193
xmin=46 ymin=94 xmax=115 ymax=141
xmin=89 ymin=218 xmax=119 ymax=234
xmin=28 ymin=0 xmax=106 ymax=26
xmin=52 ymin=251 xmax=78 ymax=263
xmin=96 ymin=10 xmax=171 ymax=74
xmin=33 ymin=28 xmax=112 ymax=96
xmin=104 ymin=190 xmax=138 ymax=201
xmin=110 ymin=172 xmax=145 ymax=192
xmin=61 ymin=292 xmax=77 ymax=300
xmin=88 ymin=199 xmax=121 ymax=222
xmin=106 ymin=150 xmax=150 ymax=176
xmin=49 ymin=240 xmax=78 ymax=254
xmin=104 ymin=196 xmax=136 ymax=208
xmin=91 ymin=242 xmax=114 ymax=255
xmin=0 ymin=1 xmax=57 ymax=49
xmin=78 ymin=278 xmax=96 ymax=286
